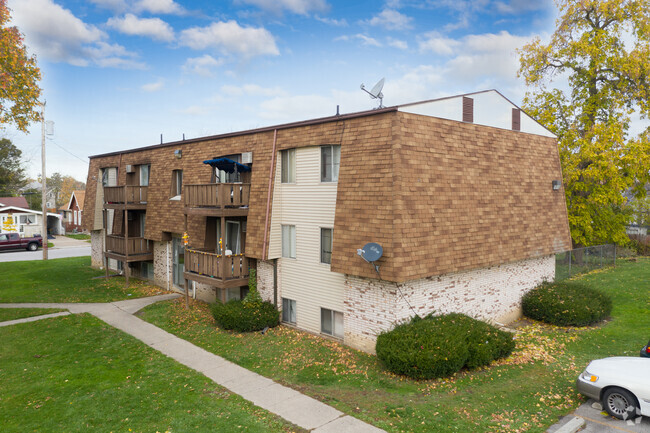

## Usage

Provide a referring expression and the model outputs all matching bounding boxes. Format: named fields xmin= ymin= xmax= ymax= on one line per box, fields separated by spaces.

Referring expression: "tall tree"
xmin=0 ymin=137 xmax=25 ymax=194
xmin=59 ymin=175 xmax=85 ymax=208
xmin=0 ymin=0 xmax=41 ymax=132
xmin=518 ymin=0 xmax=650 ymax=247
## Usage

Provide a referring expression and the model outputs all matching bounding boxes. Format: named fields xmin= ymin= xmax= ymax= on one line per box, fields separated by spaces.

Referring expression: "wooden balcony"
xmin=183 ymin=248 xmax=249 ymax=289
xmin=104 ymin=235 xmax=153 ymax=262
xmin=104 ymin=186 xmax=148 ymax=209
xmin=184 ymin=183 xmax=250 ymax=216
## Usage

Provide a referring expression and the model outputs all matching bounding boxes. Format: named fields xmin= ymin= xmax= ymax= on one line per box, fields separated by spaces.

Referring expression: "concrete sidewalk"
xmin=0 ymin=295 xmax=385 ymax=433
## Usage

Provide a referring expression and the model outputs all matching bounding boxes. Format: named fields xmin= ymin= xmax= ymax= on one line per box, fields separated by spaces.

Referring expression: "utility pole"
xmin=41 ymin=101 xmax=48 ymax=260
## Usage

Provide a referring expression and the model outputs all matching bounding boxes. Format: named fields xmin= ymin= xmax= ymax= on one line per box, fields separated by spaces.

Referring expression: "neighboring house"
xmin=0 ymin=201 xmax=63 ymax=236
xmin=60 ymin=190 xmax=86 ymax=233
xmin=83 ymin=90 xmax=571 ymax=353
xmin=19 ymin=180 xmax=58 ymax=211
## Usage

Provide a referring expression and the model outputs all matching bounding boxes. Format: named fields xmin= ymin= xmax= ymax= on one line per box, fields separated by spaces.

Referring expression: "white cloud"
xmin=141 ymin=79 xmax=164 ymax=92
xmin=259 ymin=94 xmax=335 ymax=120
xmin=387 ymin=37 xmax=408 ymax=50
xmin=418 ymin=32 xmax=460 ymax=55
xmin=238 ymin=0 xmax=329 ymax=15
xmin=336 ymin=34 xmax=382 ymax=47
xmin=89 ymin=0 xmax=184 ymax=14
xmin=315 ymin=15 xmax=348 ymax=26
xmin=9 ymin=0 xmax=143 ymax=69
xmin=182 ymin=55 xmax=224 ymax=77
xmin=221 ymin=84 xmax=287 ymax=97
xmin=364 ymin=9 xmax=413 ymax=31
xmin=179 ymin=21 xmax=279 ymax=58
xmin=107 ymin=14 xmax=174 ymax=42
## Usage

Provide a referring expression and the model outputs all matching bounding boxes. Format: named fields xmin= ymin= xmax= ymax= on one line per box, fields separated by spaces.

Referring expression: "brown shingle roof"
xmin=0 ymin=197 xmax=29 ymax=208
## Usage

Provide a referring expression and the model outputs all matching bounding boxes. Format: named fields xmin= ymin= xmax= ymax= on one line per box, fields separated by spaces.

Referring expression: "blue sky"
xmin=5 ymin=0 xmax=558 ymax=181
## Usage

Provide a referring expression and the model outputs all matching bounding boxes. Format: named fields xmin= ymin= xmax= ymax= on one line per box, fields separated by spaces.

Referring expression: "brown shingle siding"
xmin=84 ymin=107 xmax=570 ymax=283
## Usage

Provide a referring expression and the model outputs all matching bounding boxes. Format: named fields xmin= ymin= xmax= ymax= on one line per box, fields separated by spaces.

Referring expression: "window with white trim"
xmin=321 ymin=145 xmax=340 ymax=182
xmin=281 ymin=149 xmax=296 ymax=183
xmin=171 ymin=169 xmax=183 ymax=198
xmin=282 ymin=298 xmax=296 ymax=324
xmin=320 ymin=228 xmax=332 ymax=264
xmin=321 ymin=308 xmax=343 ymax=338
xmin=281 ymin=225 xmax=296 ymax=258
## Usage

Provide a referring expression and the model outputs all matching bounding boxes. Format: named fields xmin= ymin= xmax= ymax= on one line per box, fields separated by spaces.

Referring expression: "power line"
xmin=47 ymin=138 xmax=89 ymax=165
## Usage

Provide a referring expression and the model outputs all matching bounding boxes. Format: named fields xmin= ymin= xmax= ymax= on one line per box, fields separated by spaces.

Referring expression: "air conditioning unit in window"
xmin=241 ymin=152 xmax=252 ymax=164
xmin=126 ymin=165 xmax=135 ymax=173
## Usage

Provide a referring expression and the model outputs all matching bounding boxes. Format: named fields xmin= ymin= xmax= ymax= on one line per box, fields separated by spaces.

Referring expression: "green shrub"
xmin=522 ymin=281 xmax=612 ymax=326
xmin=211 ymin=299 xmax=280 ymax=332
xmin=375 ymin=313 xmax=515 ymax=380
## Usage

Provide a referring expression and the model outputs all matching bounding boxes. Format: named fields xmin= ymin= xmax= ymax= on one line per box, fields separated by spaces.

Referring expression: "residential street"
xmin=0 ymin=236 xmax=90 ymax=262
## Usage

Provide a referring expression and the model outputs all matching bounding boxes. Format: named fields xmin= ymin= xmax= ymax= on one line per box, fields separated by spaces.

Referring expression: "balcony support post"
xmin=104 ymin=209 xmax=109 ymax=280
xmin=124 ymin=207 xmax=129 ymax=287
xmin=184 ymin=214 xmax=189 ymax=309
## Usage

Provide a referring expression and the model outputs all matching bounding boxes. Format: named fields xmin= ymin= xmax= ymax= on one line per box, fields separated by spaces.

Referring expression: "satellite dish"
xmin=361 ymin=242 xmax=383 ymax=262
xmin=357 ymin=242 xmax=383 ymax=277
xmin=360 ymin=78 xmax=385 ymax=109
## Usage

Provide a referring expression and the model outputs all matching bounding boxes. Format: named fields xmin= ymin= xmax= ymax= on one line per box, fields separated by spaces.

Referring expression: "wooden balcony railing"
xmin=106 ymin=235 xmax=152 ymax=256
xmin=184 ymin=183 xmax=250 ymax=208
xmin=104 ymin=186 xmax=148 ymax=204
xmin=185 ymin=248 xmax=249 ymax=281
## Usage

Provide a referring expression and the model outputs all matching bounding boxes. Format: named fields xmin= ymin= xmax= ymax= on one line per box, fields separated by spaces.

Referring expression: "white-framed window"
xmin=282 ymin=298 xmax=296 ymax=324
xmin=171 ymin=169 xmax=183 ymax=198
xmin=74 ymin=210 xmax=78 ymax=225
xmin=102 ymin=167 xmax=117 ymax=187
xmin=321 ymin=308 xmax=343 ymax=338
xmin=19 ymin=215 xmax=35 ymax=224
xmin=320 ymin=228 xmax=332 ymax=264
xmin=78 ymin=211 xmax=82 ymax=225
xmin=139 ymin=164 xmax=150 ymax=186
xmin=321 ymin=145 xmax=340 ymax=182
xmin=68 ymin=213 xmax=72 ymax=223
xmin=281 ymin=224 xmax=296 ymax=258
xmin=281 ymin=149 xmax=296 ymax=183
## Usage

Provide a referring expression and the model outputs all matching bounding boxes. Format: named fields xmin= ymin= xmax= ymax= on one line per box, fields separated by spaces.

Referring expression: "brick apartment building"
xmin=83 ymin=90 xmax=571 ymax=353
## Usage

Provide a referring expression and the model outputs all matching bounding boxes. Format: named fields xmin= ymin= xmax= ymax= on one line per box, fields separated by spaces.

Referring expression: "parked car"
xmin=641 ymin=340 xmax=650 ymax=358
xmin=0 ymin=232 xmax=43 ymax=251
xmin=577 ymin=357 xmax=650 ymax=419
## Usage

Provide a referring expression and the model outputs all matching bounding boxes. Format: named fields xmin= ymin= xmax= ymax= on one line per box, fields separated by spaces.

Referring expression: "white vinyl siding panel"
xmin=268 ymin=146 xmax=345 ymax=336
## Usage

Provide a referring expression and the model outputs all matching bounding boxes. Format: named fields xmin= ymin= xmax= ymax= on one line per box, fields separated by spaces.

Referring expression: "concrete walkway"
xmin=0 ymin=295 xmax=385 ymax=433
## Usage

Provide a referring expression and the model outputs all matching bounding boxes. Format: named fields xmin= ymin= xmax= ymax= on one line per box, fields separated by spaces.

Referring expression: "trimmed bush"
xmin=211 ymin=299 xmax=280 ymax=332
xmin=375 ymin=313 xmax=515 ymax=380
xmin=522 ymin=281 xmax=612 ymax=326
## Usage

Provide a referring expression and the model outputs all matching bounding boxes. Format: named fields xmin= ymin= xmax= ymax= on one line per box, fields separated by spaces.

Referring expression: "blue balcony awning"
xmin=203 ymin=157 xmax=251 ymax=173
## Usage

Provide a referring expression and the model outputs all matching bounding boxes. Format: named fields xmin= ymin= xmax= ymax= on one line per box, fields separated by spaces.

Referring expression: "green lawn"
xmin=0 ymin=308 xmax=65 ymax=322
xmin=0 ymin=257 xmax=167 ymax=303
xmin=139 ymin=258 xmax=650 ymax=433
xmin=0 ymin=314 xmax=303 ymax=433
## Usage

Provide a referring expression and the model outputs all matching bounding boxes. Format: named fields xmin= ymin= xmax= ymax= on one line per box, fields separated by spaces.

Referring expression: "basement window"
xmin=282 ymin=298 xmax=296 ymax=324
xmin=321 ymin=308 xmax=343 ymax=339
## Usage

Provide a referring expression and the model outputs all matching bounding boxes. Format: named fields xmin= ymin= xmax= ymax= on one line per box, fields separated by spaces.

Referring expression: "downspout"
xmin=273 ymin=258 xmax=278 ymax=307
xmin=262 ymin=129 xmax=278 ymax=261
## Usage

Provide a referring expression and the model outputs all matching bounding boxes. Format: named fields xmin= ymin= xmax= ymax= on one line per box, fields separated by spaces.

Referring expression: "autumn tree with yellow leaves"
xmin=519 ymin=0 xmax=650 ymax=247
xmin=0 ymin=0 xmax=41 ymax=132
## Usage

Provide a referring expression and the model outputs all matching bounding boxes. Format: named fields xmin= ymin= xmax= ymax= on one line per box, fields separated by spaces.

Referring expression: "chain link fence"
xmin=555 ymin=244 xmax=616 ymax=281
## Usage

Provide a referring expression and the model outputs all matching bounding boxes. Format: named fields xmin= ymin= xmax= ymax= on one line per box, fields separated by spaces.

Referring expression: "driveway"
xmin=0 ymin=235 xmax=91 ymax=262
xmin=549 ymin=401 xmax=649 ymax=433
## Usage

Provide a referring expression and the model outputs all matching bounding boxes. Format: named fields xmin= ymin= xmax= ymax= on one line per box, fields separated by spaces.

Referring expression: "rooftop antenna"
xmin=360 ymin=78 xmax=385 ymax=109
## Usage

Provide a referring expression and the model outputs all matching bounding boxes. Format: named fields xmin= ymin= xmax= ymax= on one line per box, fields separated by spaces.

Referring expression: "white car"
xmin=577 ymin=357 xmax=650 ymax=419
